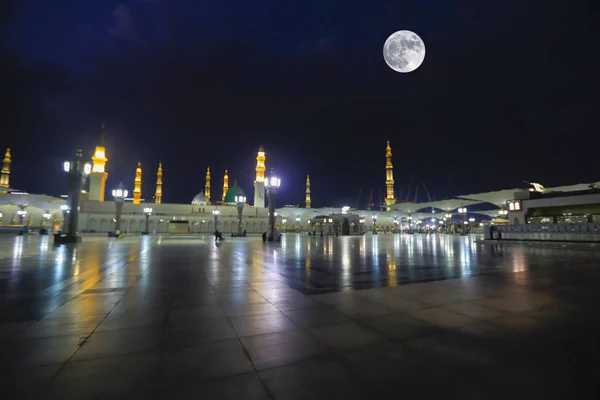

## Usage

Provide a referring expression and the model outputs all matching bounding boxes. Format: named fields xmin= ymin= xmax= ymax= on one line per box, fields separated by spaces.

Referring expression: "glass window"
xmin=527 ymin=216 xmax=553 ymax=224
xmin=556 ymin=215 xmax=587 ymax=224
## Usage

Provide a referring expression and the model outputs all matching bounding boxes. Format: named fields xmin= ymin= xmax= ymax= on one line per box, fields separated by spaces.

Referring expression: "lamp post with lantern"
xmin=264 ymin=168 xmax=281 ymax=241
xmin=458 ymin=207 xmax=468 ymax=235
xmin=111 ymin=182 xmax=128 ymax=236
xmin=42 ymin=213 xmax=52 ymax=230
xmin=60 ymin=204 xmax=70 ymax=232
xmin=235 ymin=194 xmax=246 ymax=236
xmin=54 ymin=149 xmax=91 ymax=243
xmin=143 ymin=207 xmax=152 ymax=235
xmin=16 ymin=210 xmax=27 ymax=226
xmin=212 ymin=209 xmax=220 ymax=234
xmin=469 ymin=217 xmax=476 ymax=233
xmin=372 ymin=215 xmax=378 ymax=234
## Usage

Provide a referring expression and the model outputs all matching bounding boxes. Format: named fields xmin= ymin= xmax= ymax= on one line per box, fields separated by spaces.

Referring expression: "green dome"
xmin=224 ymin=185 xmax=246 ymax=204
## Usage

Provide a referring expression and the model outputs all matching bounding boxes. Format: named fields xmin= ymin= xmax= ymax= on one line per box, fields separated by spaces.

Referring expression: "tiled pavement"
xmin=1 ymin=234 xmax=599 ymax=399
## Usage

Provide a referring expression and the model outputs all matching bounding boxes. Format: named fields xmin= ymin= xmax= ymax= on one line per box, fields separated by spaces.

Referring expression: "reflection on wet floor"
xmin=1 ymin=233 xmax=600 ymax=399
xmin=241 ymin=233 xmax=600 ymax=293
xmin=2 ymin=233 xmax=600 ymax=307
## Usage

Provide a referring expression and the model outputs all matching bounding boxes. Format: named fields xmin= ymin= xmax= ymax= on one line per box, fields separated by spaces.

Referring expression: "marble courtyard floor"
xmin=1 ymin=234 xmax=599 ymax=399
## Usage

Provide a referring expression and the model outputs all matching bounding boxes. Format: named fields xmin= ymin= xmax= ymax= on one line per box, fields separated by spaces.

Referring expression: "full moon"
xmin=383 ymin=30 xmax=426 ymax=73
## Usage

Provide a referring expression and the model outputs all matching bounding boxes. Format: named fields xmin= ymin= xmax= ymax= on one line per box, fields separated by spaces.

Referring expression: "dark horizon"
xmin=2 ymin=0 xmax=599 ymax=207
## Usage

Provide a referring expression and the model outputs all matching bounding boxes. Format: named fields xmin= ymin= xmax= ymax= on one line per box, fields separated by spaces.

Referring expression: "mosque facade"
xmin=4 ymin=125 xmax=597 ymax=235
xmin=0 ymin=126 xmax=402 ymax=234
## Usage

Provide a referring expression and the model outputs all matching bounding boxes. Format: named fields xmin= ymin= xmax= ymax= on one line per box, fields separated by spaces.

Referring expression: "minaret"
xmin=253 ymin=145 xmax=266 ymax=207
xmin=0 ymin=148 xmax=11 ymax=188
xmin=385 ymin=140 xmax=396 ymax=210
xmin=305 ymin=175 xmax=311 ymax=208
xmin=222 ymin=169 xmax=229 ymax=202
xmin=89 ymin=123 xmax=108 ymax=201
xmin=205 ymin=167 xmax=211 ymax=204
xmin=133 ymin=162 xmax=142 ymax=204
xmin=155 ymin=162 xmax=163 ymax=204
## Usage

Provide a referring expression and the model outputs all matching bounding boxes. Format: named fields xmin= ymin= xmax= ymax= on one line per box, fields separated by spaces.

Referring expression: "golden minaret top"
xmin=0 ymin=148 xmax=11 ymax=188
xmin=305 ymin=174 xmax=311 ymax=208
xmin=89 ymin=122 xmax=109 ymax=201
xmin=91 ymin=122 xmax=108 ymax=173
xmin=205 ymin=167 xmax=211 ymax=204
xmin=385 ymin=140 xmax=396 ymax=209
xmin=222 ymin=169 xmax=229 ymax=202
xmin=155 ymin=162 xmax=163 ymax=204
xmin=133 ymin=162 xmax=142 ymax=204
xmin=255 ymin=145 xmax=266 ymax=183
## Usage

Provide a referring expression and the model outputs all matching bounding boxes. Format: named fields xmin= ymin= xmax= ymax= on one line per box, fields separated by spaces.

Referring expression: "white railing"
xmin=495 ymin=223 xmax=600 ymax=233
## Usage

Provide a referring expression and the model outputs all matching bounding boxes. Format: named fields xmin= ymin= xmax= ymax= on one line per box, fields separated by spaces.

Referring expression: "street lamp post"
xmin=42 ymin=213 xmax=52 ymax=228
xmin=16 ymin=210 xmax=27 ymax=226
xmin=212 ymin=209 xmax=220 ymax=233
xmin=60 ymin=204 xmax=70 ymax=232
xmin=372 ymin=215 xmax=378 ymax=234
xmin=55 ymin=149 xmax=91 ymax=244
xmin=445 ymin=213 xmax=452 ymax=234
xmin=143 ymin=207 xmax=152 ymax=234
xmin=458 ymin=207 xmax=467 ymax=235
xmin=264 ymin=168 xmax=281 ymax=241
xmin=235 ymin=195 xmax=246 ymax=236
xmin=469 ymin=217 xmax=475 ymax=233
xmin=111 ymin=182 xmax=128 ymax=237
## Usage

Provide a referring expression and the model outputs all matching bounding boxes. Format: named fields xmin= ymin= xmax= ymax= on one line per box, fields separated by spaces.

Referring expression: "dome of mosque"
xmin=223 ymin=185 xmax=246 ymax=204
xmin=191 ymin=191 xmax=208 ymax=206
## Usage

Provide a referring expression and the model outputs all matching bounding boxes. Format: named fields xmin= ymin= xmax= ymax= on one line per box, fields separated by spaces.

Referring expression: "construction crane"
xmin=422 ymin=183 xmax=436 ymax=213
xmin=367 ymin=188 xmax=374 ymax=210
xmin=412 ymin=183 xmax=419 ymax=203
xmin=422 ymin=183 xmax=432 ymax=202
xmin=355 ymin=188 xmax=362 ymax=209
xmin=404 ymin=175 xmax=414 ymax=202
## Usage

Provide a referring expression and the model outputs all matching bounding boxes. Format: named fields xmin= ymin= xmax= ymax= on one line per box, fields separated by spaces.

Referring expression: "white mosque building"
xmin=2 ymin=126 xmax=598 ymax=236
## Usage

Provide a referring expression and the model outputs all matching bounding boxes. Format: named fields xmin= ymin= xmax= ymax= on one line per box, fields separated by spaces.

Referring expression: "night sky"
xmin=2 ymin=0 xmax=598 ymax=207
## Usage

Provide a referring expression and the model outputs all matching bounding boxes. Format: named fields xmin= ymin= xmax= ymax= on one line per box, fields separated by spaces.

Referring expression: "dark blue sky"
xmin=2 ymin=0 xmax=599 ymax=206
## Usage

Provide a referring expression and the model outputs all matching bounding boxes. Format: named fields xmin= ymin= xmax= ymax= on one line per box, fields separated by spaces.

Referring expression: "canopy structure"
xmin=456 ymin=188 xmax=528 ymax=208
xmin=471 ymin=210 xmax=507 ymax=219
xmin=545 ymin=182 xmax=600 ymax=193
xmin=388 ymin=202 xmax=436 ymax=214
xmin=0 ymin=192 xmax=66 ymax=211
xmin=389 ymin=198 xmax=482 ymax=214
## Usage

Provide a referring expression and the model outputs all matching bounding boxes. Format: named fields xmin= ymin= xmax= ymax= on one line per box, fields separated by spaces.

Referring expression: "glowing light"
xmin=112 ymin=188 xmax=128 ymax=198
xmin=266 ymin=176 xmax=281 ymax=188
xmin=63 ymin=161 xmax=70 ymax=172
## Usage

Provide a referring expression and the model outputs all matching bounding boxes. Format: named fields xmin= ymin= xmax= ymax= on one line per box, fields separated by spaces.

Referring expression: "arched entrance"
xmin=342 ymin=218 xmax=350 ymax=235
